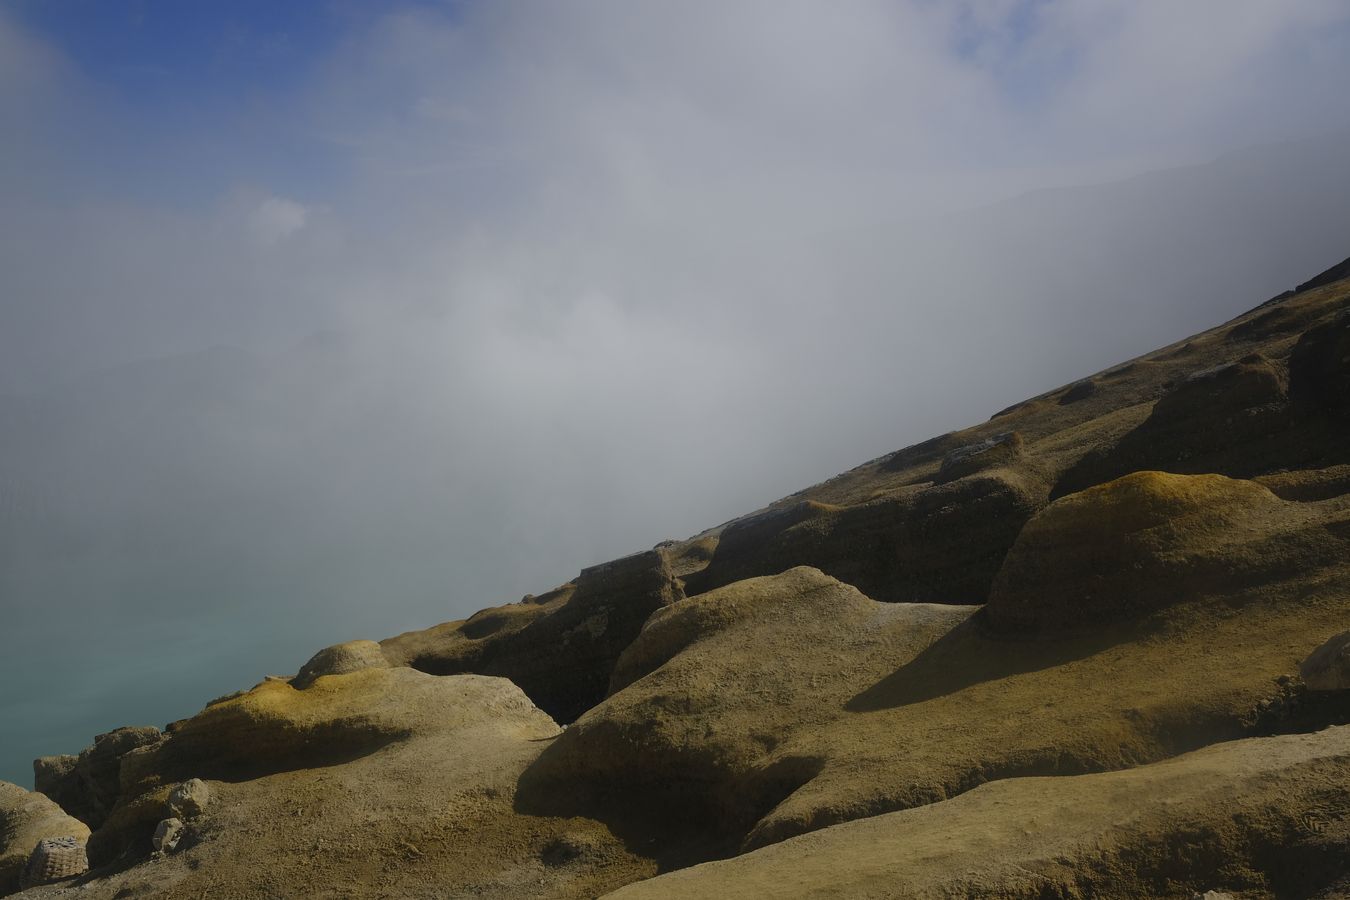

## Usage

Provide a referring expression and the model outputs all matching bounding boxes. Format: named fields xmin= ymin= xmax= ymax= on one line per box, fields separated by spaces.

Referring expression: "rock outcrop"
xmin=605 ymin=727 xmax=1350 ymax=900
xmin=986 ymin=471 xmax=1349 ymax=634
xmin=90 ymin=668 xmax=553 ymax=863
xmin=50 ymin=668 xmax=657 ymax=899
xmin=683 ymin=470 xmax=1046 ymax=605
xmin=1052 ymin=354 xmax=1296 ymax=496
xmin=382 ymin=549 xmax=683 ymax=723
xmin=934 ymin=431 xmax=1023 ymax=482
xmin=32 ymin=726 xmax=162 ymax=830
xmin=1289 ymin=310 xmax=1350 ymax=415
xmin=523 ymin=519 xmax=1350 ymax=854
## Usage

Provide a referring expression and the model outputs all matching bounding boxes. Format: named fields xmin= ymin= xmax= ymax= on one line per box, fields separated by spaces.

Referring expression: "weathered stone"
xmin=988 ymin=471 xmax=1347 ymax=634
xmin=292 ymin=640 xmax=391 ymax=689
xmin=32 ymin=725 xmax=162 ymax=829
xmin=684 ymin=471 xmax=1044 ymax=605
xmin=605 ymin=728 xmax=1350 ymax=900
xmin=151 ymin=817 xmax=185 ymax=853
xmin=89 ymin=669 xmax=558 ymax=866
xmin=382 ymin=550 xmax=683 ymax=723
xmin=166 ymin=778 xmax=211 ymax=819
xmin=879 ymin=431 xmax=965 ymax=473
xmin=1301 ymin=631 xmax=1350 ymax=691
xmin=1053 ymin=353 xmax=1295 ymax=498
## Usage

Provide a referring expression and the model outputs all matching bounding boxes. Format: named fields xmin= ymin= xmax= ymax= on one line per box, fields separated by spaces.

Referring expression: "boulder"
xmin=291 ymin=640 xmax=391 ymax=689
xmin=31 ymin=725 xmax=161 ymax=829
xmin=150 ymin=817 xmax=184 ymax=854
xmin=1301 ymin=631 xmax=1350 ymax=691
xmin=165 ymin=778 xmax=210 ymax=819
xmin=987 ymin=471 xmax=1347 ymax=635
xmin=382 ymin=549 xmax=683 ymax=723
xmin=0 ymin=781 xmax=90 ymax=895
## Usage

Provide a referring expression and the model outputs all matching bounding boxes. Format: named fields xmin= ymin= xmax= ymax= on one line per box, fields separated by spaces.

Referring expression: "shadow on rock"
xmin=846 ymin=613 xmax=1123 ymax=713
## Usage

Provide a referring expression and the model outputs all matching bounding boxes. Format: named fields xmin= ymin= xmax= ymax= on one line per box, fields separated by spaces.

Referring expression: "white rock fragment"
xmin=152 ymin=817 xmax=186 ymax=854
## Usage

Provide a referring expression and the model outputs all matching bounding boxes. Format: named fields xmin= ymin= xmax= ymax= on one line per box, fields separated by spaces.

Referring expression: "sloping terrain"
xmin=5 ymin=257 xmax=1350 ymax=897
xmin=604 ymin=726 xmax=1350 ymax=899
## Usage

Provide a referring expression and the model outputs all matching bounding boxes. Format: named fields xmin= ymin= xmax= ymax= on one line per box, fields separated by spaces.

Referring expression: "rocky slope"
xmin=5 ymin=256 xmax=1350 ymax=898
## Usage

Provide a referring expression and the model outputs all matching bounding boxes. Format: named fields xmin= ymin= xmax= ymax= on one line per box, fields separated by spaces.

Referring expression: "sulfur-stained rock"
xmin=64 ymin=670 xmax=654 ymax=899
xmin=986 ymin=471 xmax=1348 ymax=635
xmin=1301 ymin=631 xmax=1350 ymax=691
xmin=0 ymin=782 xmax=90 ymax=895
xmin=88 ymin=668 xmax=561 ymax=866
xmin=291 ymin=640 xmax=391 ymax=689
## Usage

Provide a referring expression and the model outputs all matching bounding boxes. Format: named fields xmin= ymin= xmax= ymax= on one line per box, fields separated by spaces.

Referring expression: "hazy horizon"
xmin=4 ymin=1 xmax=1350 ymax=788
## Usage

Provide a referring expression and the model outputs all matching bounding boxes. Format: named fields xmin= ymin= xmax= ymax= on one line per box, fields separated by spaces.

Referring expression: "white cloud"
xmin=247 ymin=195 xmax=308 ymax=245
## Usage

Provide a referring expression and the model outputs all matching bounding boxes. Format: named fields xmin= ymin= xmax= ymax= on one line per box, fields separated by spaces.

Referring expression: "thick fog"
xmin=4 ymin=2 xmax=1350 ymax=786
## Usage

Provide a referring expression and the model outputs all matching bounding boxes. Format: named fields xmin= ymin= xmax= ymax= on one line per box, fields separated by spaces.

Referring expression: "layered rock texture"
xmin=10 ymin=255 xmax=1350 ymax=897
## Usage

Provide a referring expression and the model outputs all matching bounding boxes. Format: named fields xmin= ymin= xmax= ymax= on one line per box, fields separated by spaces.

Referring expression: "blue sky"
xmin=7 ymin=0 xmax=366 ymax=205
xmin=12 ymin=0 xmax=1350 ymax=217
xmin=14 ymin=1 xmax=337 ymax=92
